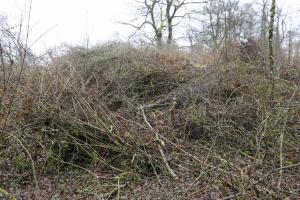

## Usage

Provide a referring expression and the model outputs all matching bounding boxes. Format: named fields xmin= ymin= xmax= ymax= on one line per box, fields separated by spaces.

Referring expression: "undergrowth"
xmin=0 ymin=43 xmax=299 ymax=199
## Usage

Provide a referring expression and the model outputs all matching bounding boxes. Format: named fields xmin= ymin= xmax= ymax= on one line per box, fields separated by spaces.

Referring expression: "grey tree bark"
xmin=268 ymin=0 xmax=276 ymax=76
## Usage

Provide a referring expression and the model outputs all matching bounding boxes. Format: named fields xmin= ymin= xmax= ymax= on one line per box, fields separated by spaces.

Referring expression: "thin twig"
xmin=140 ymin=105 xmax=178 ymax=179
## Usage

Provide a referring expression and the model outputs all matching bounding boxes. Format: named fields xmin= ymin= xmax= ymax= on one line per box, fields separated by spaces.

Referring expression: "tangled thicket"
xmin=0 ymin=43 xmax=300 ymax=199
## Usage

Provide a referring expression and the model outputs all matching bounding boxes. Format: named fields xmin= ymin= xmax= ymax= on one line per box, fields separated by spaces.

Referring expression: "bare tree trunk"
xmin=166 ymin=0 xmax=173 ymax=44
xmin=224 ymin=9 xmax=228 ymax=61
xmin=288 ymin=30 xmax=293 ymax=65
xmin=167 ymin=18 xmax=173 ymax=45
xmin=156 ymin=10 xmax=164 ymax=47
xmin=156 ymin=30 xmax=163 ymax=47
xmin=268 ymin=0 xmax=276 ymax=76
xmin=260 ymin=0 xmax=268 ymax=46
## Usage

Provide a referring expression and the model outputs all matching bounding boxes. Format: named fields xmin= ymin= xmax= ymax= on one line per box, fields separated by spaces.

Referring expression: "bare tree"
xmin=124 ymin=0 xmax=205 ymax=47
xmin=188 ymin=0 xmax=248 ymax=63
xmin=165 ymin=0 xmax=189 ymax=44
xmin=140 ymin=0 xmax=164 ymax=46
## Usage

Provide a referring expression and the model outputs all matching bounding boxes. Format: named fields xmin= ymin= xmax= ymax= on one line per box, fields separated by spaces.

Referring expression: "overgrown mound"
xmin=1 ymin=43 xmax=201 ymax=179
xmin=1 ymin=44 xmax=300 ymax=199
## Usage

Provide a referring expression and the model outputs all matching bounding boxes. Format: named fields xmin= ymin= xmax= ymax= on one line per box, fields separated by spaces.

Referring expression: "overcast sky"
xmin=1 ymin=0 xmax=300 ymax=54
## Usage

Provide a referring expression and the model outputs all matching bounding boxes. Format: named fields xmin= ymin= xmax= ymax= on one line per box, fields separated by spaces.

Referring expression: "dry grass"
xmin=0 ymin=43 xmax=300 ymax=199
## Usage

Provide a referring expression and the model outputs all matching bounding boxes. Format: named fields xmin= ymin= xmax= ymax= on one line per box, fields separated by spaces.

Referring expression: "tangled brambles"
xmin=1 ymin=44 xmax=300 ymax=199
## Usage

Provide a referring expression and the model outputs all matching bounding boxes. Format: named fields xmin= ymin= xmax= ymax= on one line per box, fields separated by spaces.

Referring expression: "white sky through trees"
xmin=1 ymin=0 xmax=300 ymax=54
